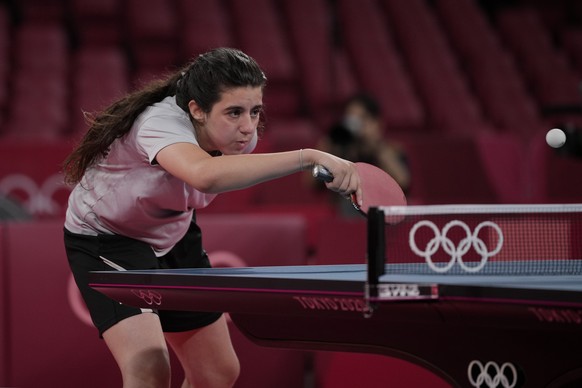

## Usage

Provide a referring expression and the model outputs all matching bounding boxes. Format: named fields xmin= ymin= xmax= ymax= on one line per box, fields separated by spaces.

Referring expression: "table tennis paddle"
xmin=312 ymin=162 xmax=407 ymax=223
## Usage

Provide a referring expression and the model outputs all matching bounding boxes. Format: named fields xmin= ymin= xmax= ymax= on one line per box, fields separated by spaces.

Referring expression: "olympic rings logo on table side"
xmin=409 ymin=220 xmax=504 ymax=273
xmin=467 ymin=360 xmax=518 ymax=388
xmin=131 ymin=289 xmax=163 ymax=306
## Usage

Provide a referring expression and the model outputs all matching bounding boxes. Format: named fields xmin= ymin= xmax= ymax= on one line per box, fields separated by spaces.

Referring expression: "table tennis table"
xmin=89 ymin=206 xmax=582 ymax=387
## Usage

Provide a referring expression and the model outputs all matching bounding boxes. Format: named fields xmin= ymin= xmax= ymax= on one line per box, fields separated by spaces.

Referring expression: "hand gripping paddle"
xmin=312 ymin=162 xmax=407 ymax=223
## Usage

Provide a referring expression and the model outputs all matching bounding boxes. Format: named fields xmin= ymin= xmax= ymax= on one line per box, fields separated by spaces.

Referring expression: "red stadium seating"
xmin=435 ymin=0 xmax=500 ymax=61
xmin=228 ymin=0 xmax=295 ymax=85
xmin=69 ymin=0 xmax=122 ymax=46
xmin=0 ymin=4 xmax=9 ymax=113
xmin=0 ymin=0 xmax=578 ymax=143
xmin=14 ymin=23 xmax=68 ymax=74
xmin=381 ymin=0 xmax=487 ymax=134
xmin=281 ymin=0 xmax=338 ymax=121
xmin=15 ymin=0 xmax=66 ymax=23
xmin=125 ymin=0 xmax=178 ymax=72
xmin=434 ymin=0 xmax=543 ymax=138
xmin=228 ymin=0 xmax=300 ymax=118
xmin=177 ymin=0 xmax=234 ymax=61
xmin=5 ymin=22 xmax=70 ymax=139
xmin=496 ymin=7 xmax=581 ymax=108
xmin=336 ymin=0 xmax=425 ymax=132
xmin=400 ymin=134 xmax=508 ymax=205
xmin=71 ymin=46 xmax=129 ymax=136
xmin=324 ymin=48 xmax=361 ymax=126
xmin=470 ymin=60 xmax=543 ymax=138
xmin=8 ymin=72 xmax=69 ymax=138
xmin=73 ymin=46 xmax=129 ymax=90
xmin=562 ymin=28 xmax=582 ymax=75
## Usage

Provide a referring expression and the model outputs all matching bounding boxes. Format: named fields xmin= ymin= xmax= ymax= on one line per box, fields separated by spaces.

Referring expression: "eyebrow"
xmin=224 ymin=104 xmax=263 ymax=112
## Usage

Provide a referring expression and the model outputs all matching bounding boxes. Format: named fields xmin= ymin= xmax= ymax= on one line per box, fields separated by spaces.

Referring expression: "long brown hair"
xmin=63 ymin=48 xmax=267 ymax=185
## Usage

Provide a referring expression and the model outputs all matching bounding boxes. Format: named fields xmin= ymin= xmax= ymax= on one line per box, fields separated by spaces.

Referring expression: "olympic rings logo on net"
xmin=467 ymin=360 xmax=518 ymax=388
xmin=409 ymin=220 xmax=503 ymax=273
xmin=131 ymin=289 xmax=163 ymax=306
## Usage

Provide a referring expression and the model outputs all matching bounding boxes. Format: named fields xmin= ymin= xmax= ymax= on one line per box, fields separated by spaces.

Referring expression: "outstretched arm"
xmin=155 ymin=143 xmax=362 ymax=204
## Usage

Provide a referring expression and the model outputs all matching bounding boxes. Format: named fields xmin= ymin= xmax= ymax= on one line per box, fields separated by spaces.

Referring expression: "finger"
xmin=346 ymin=171 xmax=362 ymax=208
xmin=338 ymin=172 xmax=352 ymax=196
xmin=353 ymin=182 xmax=363 ymax=208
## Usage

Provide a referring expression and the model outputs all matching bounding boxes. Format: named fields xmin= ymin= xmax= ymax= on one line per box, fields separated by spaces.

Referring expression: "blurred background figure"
xmin=318 ymin=93 xmax=411 ymax=216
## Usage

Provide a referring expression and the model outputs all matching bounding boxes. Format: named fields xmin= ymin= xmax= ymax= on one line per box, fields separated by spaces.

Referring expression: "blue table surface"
xmin=102 ymin=261 xmax=582 ymax=293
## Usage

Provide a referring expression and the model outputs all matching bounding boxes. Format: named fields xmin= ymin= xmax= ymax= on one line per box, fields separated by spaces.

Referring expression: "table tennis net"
xmin=377 ymin=204 xmax=582 ymax=275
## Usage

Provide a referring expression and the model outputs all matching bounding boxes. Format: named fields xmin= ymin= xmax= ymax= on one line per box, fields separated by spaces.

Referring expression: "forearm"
xmin=157 ymin=143 xmax=358 ymax=197
xmin=192 ymin=149 xmax=314 ymax=193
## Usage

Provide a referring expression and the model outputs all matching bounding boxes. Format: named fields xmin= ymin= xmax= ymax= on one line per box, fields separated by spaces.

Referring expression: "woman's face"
xmin=192 ymin=86 xmax=263 ymax=155
xmin=344 ymin=101 xmax=381 ymax=141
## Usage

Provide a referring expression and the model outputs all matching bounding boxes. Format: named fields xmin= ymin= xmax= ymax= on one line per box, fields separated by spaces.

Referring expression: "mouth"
xmin=234 ymin=140 xmax=249 ymax=151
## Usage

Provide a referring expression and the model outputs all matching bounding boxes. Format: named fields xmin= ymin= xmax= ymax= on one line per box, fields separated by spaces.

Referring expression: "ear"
xmin=188 ymin=100 xmax=206 ymax=122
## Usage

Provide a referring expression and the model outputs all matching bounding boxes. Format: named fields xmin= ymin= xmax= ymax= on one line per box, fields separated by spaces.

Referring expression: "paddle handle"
xmin=312 ymin=165 xmax=334 ymax=182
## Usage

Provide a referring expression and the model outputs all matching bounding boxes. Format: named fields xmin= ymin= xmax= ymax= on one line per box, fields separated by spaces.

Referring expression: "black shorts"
xmin=64 ymin=219 xmax=222 ymax=337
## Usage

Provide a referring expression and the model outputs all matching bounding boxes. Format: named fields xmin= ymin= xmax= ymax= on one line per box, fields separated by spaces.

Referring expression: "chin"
xmin=220 ymin=148 xmax=243 ymax=156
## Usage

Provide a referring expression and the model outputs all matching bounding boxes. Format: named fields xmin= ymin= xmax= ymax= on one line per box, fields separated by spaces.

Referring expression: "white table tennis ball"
xmin=546 ymin=128 xmax=566 ymax=148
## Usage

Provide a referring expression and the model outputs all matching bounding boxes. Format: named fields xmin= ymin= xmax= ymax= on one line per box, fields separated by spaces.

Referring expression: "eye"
xmin=228 ymin=108 xmax=242 ymax=118
xmin=251 ymin=107 xmax=262 ymax=118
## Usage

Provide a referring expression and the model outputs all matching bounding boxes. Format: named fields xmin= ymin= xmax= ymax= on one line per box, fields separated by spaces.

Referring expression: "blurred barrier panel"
xmin=0 ymin=224 xmax=6 ymax=385
xmin=399 ymin=134 xmax=501 ymax=205
xmin=0 ymin=141 xmax=73 ymax=219
xmin=314 ymin=218 xmax=367 ymax=265
xmin=526 ymin=129 xmax=582 ymax=203
xmin=4 ymin=219 xmax=120 ymax=387
xmin=203 ymin=215 xmax=309 ymax=388
xmin=475 ymin=132 xmax=527 ymax=204
xmin=197 ymin=213 xmax=308 ymax=266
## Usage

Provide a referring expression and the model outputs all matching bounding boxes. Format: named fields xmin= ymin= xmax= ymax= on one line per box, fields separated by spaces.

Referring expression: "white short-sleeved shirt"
xmin=65 ymin=96 xmax=256 ymax=256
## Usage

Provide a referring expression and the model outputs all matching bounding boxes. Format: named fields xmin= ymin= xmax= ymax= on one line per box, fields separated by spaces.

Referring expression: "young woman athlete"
xmin=62 ymin=47 xmax=361 ymax=388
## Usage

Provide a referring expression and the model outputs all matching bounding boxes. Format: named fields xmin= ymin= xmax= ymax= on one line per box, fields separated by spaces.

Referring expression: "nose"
xmin=239 ymin=113 xmax=255 ymax=134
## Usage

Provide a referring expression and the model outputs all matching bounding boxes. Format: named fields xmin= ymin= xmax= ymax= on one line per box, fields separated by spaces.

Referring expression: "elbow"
xmin=188 ymin=170 xmax=242 ymax=194
xmin=190 ymin=176 xmax=222 ymax=194
xmin=185 ymin=167 xmax=222 ymax=193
